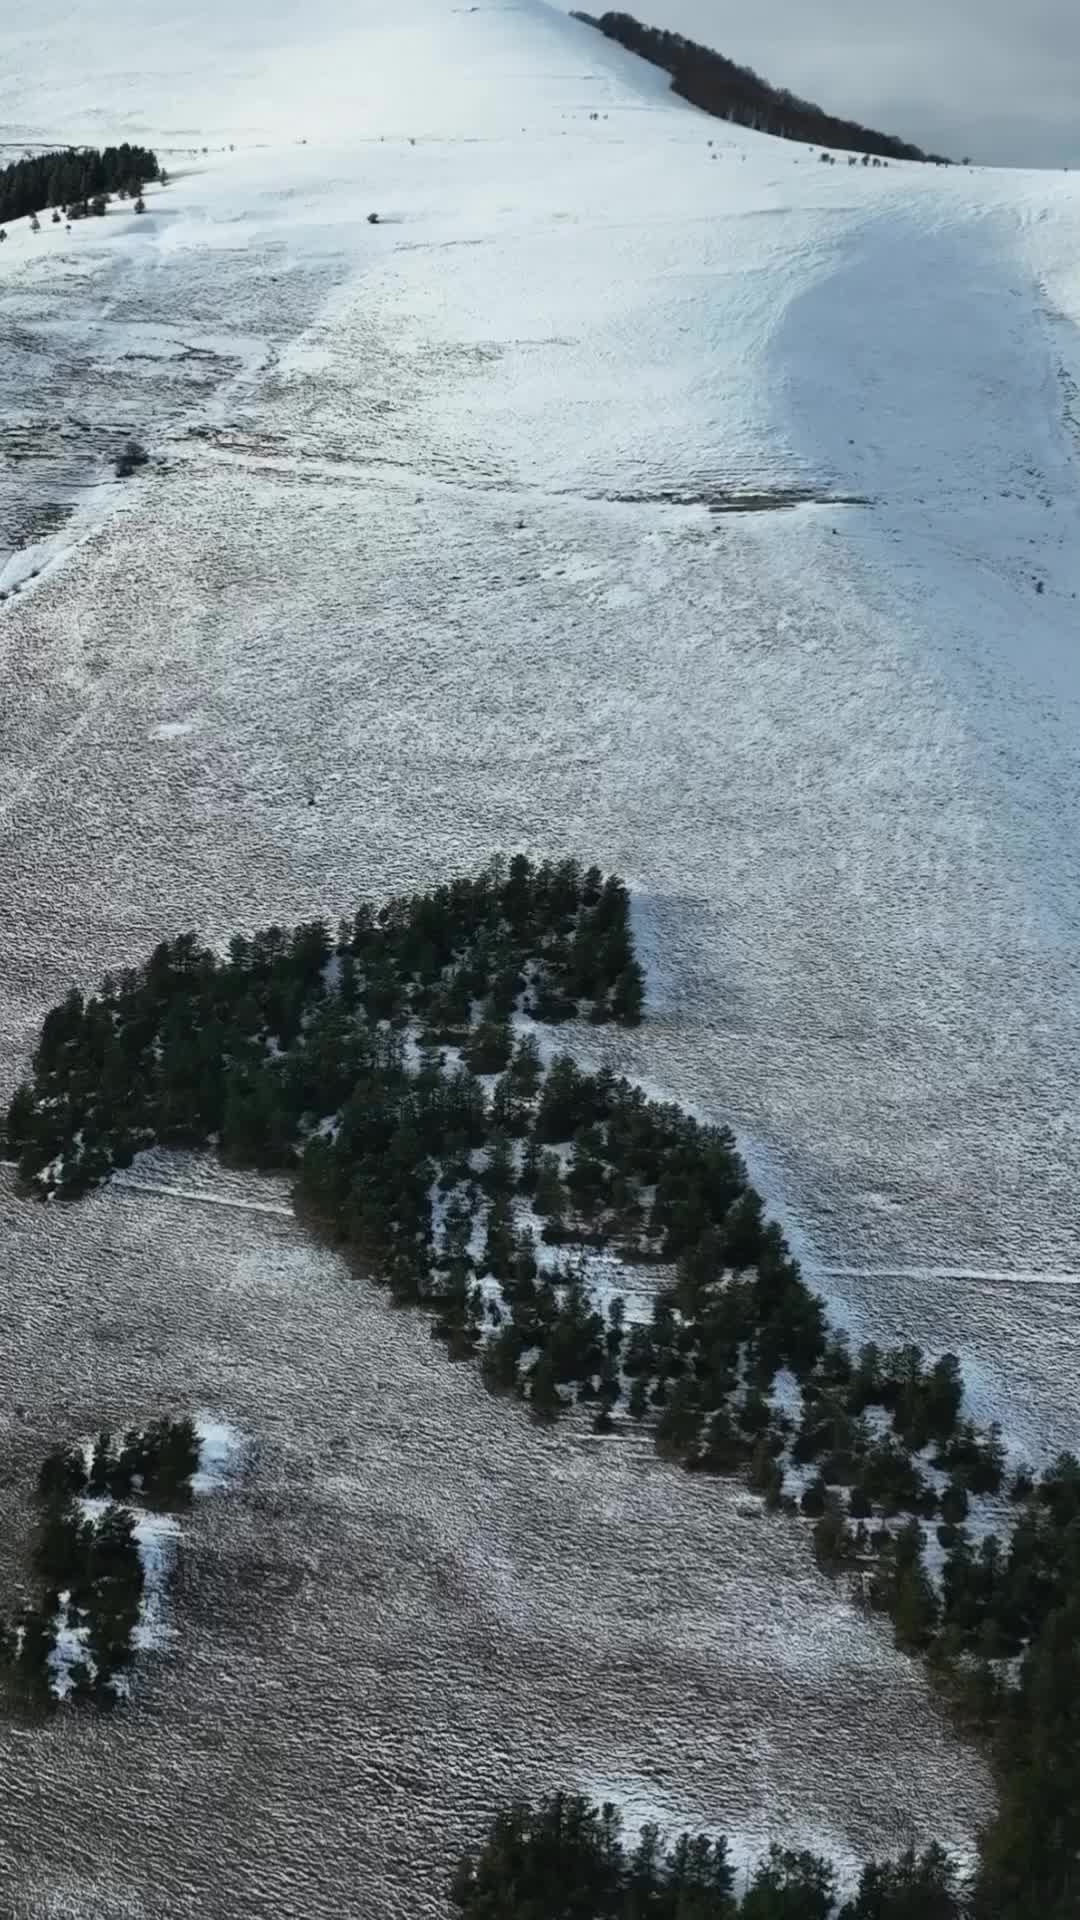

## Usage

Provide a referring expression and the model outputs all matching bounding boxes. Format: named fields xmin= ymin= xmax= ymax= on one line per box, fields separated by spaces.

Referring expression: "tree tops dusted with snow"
xmin=1 ymin=1417 xmax=205 ymax=1710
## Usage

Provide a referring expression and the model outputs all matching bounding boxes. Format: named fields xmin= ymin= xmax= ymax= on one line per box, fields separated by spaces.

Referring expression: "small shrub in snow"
xmin=115 ymin=438 xmax=149 ymax=478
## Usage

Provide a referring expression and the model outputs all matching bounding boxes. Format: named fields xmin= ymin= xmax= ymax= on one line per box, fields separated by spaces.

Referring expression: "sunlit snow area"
xmin=1 ymin=0 xmax=1079 ymax=1910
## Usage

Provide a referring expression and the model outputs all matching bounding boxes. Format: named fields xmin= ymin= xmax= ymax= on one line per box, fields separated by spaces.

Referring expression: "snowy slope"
xmin=0 ymin=0 xmax=1079 ymax=1909
xmin=1 ymin=1 xmax=1079 ymax=1426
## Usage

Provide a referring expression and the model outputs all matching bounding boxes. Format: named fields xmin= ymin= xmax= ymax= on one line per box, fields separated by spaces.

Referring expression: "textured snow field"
xmin=0 ymin=1161 xmax=989 ymax=1916
xmin=2 ymin=0 xmax=1080 ymax=1907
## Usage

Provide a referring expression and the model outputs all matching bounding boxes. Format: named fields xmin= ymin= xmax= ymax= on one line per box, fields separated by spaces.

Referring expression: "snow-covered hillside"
xmin=0 ymin=0 xmax=1078 ymax=1910
xmin=3 ymin=0 xmax=1080 ymax=1430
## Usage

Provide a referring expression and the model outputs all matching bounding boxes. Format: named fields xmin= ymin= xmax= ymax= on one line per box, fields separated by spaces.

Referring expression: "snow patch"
xmin=131 ymin=1510 xmax=182 ymax=1651
xmin=192 ymin=1414 xmax=247 ymax=1493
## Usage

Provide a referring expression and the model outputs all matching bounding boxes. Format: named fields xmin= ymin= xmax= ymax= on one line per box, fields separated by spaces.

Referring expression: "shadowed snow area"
xmin=3 ymin=0 xmax=1080 ymax=1907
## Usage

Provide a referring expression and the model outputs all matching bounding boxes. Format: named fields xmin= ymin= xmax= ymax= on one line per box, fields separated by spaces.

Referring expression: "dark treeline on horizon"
xmin=573 ymin=12 xmax=949 ymax=163
xmin=0 ymin=145 xmax=160 ymax=227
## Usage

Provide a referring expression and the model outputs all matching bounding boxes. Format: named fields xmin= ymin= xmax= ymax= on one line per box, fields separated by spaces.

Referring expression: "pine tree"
xmin=465 ymin=1010 xmax=513 ymax=1075
xmin=481 ymin=1193 xmax=515 ymax=1280
xmin=628 ymin=1376 xmax=650 ymax=1421
xmin=721 ymin=1187 xmax=764 ymax=1268
xmin=748 ymin=1436 xmax=784 ymax=1507
xmin=89 ymin=1430 xmax=112 ymax=1495
xmin=813 ymin=1496 xmax=849 ymax=1574
xmin=844 ymin=1842 xmax=964 ymax=1920
xmin=482 ymin=1130 xmax=515 ymax=1197
xmin=3 ymin=1081 xmax=35 ymax=1158
xmin=528 ymin=1350 xmax=563 ymax=1421
xmin=533 ymin=1151 xmax=566 ymax=1220
xmin=892 ymin=1557 xmax=939 ymax=1652
xmin=742 ymin=1847 xmax=836 ymax=1920
xmin=611 ymin=961 xmax=644 ymax=1025
xmin=508 ymin=1032 xmax=542 ymax=1102
xmin=654 ymin=1377 xmax=702 ymax=1459
xmin=519 ymin=1134 xmax=541 ymax=1193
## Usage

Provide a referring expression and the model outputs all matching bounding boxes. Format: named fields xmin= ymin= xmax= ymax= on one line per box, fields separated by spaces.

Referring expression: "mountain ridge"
xmin=572 ymin=8 xmax=951 ymax=161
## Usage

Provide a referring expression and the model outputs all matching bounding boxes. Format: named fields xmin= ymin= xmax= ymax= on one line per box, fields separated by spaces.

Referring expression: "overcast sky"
xmin=600 ymin=0 xmax=1080 ymax=169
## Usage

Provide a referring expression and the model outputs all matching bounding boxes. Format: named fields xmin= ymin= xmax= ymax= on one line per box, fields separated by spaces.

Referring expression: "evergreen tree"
xmin=742 ymin=1846 xmax=837 ymax=1920
xmin=528 ymin=1351 xmax=564 ymax=1422
xmin=813 ymin=1496 xmax=849 ymax=1574
xmin=534 ymin=1151 xmax=566 ymax=1220
xmin=611 ymin=961 xmax=645 ymax=1025
xmin=655 ymin=1376 xmax=702 ymax=1459
xmin=88 ymin=1429 xmax=112 ymax=1496
xmin=842 ymin=1843 xmax=964 ymax=1920
xmin=519 ymin=1134 xmax=542 ymax=1194
xmin=482 ymin=1131 xmax=515 ymax=1197
xmin=508 ymin=1032 xmax=543 ymax=1101
xmin=628 ymin=1375 xmax=650 ymax=1421
xmin=721 ymin=1188 xmax=764 ymax=1269
xmin=465 ymin=1010 xmax=513 ymax=1075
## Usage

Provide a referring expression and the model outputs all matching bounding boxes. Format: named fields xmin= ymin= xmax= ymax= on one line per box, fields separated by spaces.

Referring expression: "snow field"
xmin=2 ymin=0 xmax=1080 ymax=1906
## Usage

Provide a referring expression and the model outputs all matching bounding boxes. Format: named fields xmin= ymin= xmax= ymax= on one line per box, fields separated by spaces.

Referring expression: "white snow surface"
xmin=0 ymin=0 xmax=1079 ymax=1904
xmin=129 ymin=1509 xmax=182 ymax=1652
xmin=191 ymin=1414 xmax=247 ymax=1494
xmin=2 ymin=1 xmax=1080 ymax=1435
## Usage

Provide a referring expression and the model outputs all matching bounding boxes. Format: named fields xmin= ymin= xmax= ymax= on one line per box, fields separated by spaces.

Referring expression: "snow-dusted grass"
xmin=0 ymin=0 xmax=1076 ymax=1902
xmin=191 ymin=1415 xmax=247 ymax=1495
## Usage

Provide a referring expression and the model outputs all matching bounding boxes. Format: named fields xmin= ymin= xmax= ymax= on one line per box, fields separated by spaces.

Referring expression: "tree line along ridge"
xmin=2 ymin=854 xmax=1075 ymax=1913
xmin=572 ymin=13 xmax=950 ymax=164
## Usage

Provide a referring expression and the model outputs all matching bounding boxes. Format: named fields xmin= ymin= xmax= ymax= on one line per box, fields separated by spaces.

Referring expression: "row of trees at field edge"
xmin=572 ymin=13 xmax=949 ymax=163
xmin=452 ymin=1793 xmax=969 ymax=1918
xmin=3 ymin=854 xmax=1076 ymax=1908
xmin=0 ymin=145 xmax=161 ymax=227
xmin=2 ymin=1418 xmax=199 ymax=1707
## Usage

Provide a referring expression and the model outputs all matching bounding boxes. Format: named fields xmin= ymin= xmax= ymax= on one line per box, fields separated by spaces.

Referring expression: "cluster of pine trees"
xmin=6 ymin=855 xmax=1080 ymax=1903
xmin=0 ymin=145 xmax=160 ymax=226
xmin=451 ymin=1793 xmax=965 ymax=1918
xmin=44 ymin=1416 xmax=201 ymax=1510
xmin=572 ymin=14 xmax=948 ymax=163
xmin=4 ymin=855 xmax=643 ymax=1199
xmin=1 ymin=1419 xmax=197 ymax=1708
